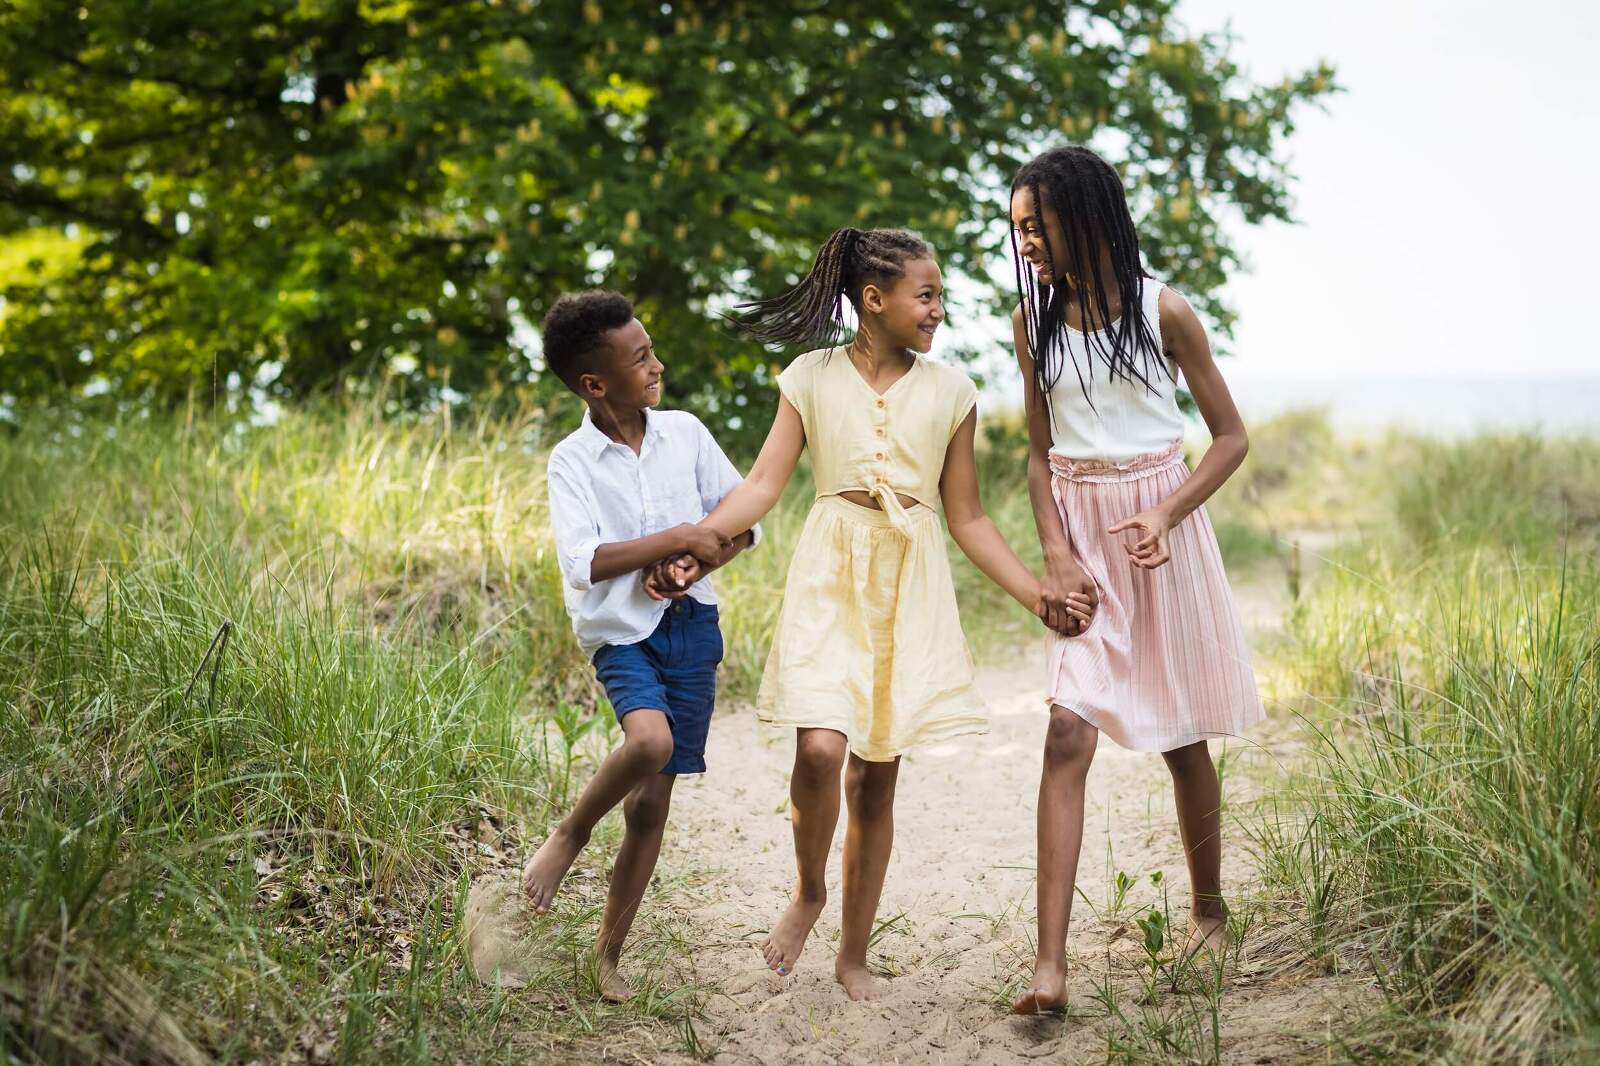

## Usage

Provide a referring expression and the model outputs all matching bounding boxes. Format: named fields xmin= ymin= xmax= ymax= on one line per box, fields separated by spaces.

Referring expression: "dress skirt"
xmin=1046 ymin=442 xmax=1264 ymax=752
xmin=756 ymin=494 xmax=989 ymax=761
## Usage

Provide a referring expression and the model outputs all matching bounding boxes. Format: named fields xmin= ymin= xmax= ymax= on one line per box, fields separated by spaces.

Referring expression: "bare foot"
xmin=520 ymin=827 xmax=585 ymax=913
xmin=1010 ymin=959 xmax=1068 ymax=1015
xmin=1183 ymin=912 xmax=1231 ymax=960
xmin=834 ymin=960 xmax=885 ymax=1002
xmin=760 ymin=890 xmax=825 ymax=976
xmin=597 ymin=957 xmax=632 ymax=1003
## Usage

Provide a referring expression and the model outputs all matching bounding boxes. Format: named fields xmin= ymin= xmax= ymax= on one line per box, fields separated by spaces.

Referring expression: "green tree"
xmin=0 ymin=0 xmax=1333 ymax=444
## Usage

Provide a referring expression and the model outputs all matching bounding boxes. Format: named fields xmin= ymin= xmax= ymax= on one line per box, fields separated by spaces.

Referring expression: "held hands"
xmin=1107 ymin=507 xmax=1174 ymax=569
xmin=641 ymin=524 xmax=733 ymax=601
xmin=642 ymin=553 xmax=702 ymax=600
xmin=1036 ymin=562 xmax=1098 ymax=637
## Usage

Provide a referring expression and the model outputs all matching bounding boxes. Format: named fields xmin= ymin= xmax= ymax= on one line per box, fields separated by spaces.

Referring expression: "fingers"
xmin=1106 ymin=517 xmax=1143 ymax=535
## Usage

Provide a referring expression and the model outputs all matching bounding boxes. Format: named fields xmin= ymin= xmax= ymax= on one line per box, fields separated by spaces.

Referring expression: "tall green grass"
xmin=1259 ymin=433 xmax=1600 ymax=1063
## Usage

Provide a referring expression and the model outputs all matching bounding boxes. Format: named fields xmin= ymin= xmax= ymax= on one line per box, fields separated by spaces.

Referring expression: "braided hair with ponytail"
xmin=1009 ymin=146 xmax=1170 ymax=414
xmin=729 ymin=227 xmax=933 ymax=350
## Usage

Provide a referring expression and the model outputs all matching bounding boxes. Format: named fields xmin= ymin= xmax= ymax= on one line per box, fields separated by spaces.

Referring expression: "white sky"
xmin=1172 ymin=0 xmax=1600 ymax=378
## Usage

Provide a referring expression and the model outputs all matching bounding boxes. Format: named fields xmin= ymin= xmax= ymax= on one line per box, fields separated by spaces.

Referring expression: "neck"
xmin=846 ymin=323 xmax=912 ymax=370
xmin=588 ymin=401 xmax=648 ymax=449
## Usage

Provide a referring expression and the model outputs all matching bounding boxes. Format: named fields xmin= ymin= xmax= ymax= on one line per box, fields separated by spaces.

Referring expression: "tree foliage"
xmin=0 ymin=0 xmax=1334 ymax=443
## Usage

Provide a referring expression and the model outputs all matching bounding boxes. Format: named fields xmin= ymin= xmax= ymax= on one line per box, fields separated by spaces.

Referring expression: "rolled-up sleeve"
xmin=695 ymin=419 xmax=762 ymax=549
xmin=547 ymin=452 xmax=602 ymax=592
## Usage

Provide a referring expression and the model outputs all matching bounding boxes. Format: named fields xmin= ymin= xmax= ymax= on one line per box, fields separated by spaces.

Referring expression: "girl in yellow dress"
xmin=695 ymin=227 xmax=1089 ymax=1000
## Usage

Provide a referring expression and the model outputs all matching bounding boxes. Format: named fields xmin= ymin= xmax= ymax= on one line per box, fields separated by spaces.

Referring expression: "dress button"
xmin=875 ymin=452 xmax=885 ymax=460
xmin=875 ymin=427 xmax=885 ymax=437
xmin=875 ymin=399 xmax=886 ymax=409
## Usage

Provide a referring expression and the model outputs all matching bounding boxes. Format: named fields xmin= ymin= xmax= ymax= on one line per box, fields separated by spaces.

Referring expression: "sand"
xmin=633 ymin=652 xmax=1370 ymax=1065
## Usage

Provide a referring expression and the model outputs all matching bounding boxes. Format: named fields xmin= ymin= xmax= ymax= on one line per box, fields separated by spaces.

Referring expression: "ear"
xmin=859 ymin=282 xmax=885 ymax=315
xmin=577 ymin=372 xmax=605 ymax=399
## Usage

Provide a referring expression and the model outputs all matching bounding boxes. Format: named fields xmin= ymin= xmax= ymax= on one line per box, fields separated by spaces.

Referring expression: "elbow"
xmin=563 ymin=546 xmax=598 ymax=592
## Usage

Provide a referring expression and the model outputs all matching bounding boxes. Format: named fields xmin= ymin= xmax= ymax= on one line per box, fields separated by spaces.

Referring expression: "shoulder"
xmin=921 ymin=357 xmax=979 ymax=403
xmin=651 ymin=407 xmax=706 ymax=436
xmin=1153 ymin=283 xmax=1203 ymax=342
xmin=1153 ymin=281 xmax=1196 ymax=323
xmin=776 ymin=347 xmax=834 ymax=397
xmin=778 ymin=347 xmax=833 ymax=377
xmin=546 ymin=431 xmax=591 ymax=482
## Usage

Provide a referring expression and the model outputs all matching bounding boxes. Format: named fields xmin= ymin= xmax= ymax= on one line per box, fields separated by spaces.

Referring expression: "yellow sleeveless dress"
xmin=755 ymin=347 xmax=989 ymax=760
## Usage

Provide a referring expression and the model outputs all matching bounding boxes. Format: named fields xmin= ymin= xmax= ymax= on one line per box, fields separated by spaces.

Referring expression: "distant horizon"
xmin=972 ymin=363 xmax=1600 ymax=437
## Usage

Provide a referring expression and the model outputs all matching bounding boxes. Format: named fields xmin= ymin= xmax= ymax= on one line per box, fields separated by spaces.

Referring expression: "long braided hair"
xmin=1010 ymin=146 xmax=1168 ymax=413
xmin=729 ymin=227 xmax=933 ymax=350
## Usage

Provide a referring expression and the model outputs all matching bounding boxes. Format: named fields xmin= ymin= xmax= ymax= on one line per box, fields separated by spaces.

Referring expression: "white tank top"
xmin=1043 ymin=278 xmax=1184 ymax=463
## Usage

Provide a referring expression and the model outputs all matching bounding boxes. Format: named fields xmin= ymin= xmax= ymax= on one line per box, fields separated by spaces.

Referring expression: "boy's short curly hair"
xmin=540 ymin=290 xmax=635 ymax=393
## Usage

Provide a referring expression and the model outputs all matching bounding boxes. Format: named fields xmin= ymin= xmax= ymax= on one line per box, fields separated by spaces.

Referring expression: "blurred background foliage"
xmin=0 ymin=0 xmax=1333 ymax=448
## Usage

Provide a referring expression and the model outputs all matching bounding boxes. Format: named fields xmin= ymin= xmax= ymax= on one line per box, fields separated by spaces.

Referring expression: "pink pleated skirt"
xmin=1046 ymin=441 xmax=1264 ymax=752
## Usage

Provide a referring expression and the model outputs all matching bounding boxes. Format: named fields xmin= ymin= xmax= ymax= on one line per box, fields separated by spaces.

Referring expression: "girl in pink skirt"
xmin=1005 ymin=145 xmax=1265 ymax=1014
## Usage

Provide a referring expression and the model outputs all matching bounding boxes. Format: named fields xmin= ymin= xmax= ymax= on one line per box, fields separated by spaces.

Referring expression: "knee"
xmin=1043 ymin=711 xmax=1096 ymax=772
xmin=625 ymin=722 xmax=675 ymax=773
xmin=623 ymin=788 xmax=671 ymax=835
xmin=843 ymin=763 xmax=896 ymax=820
xmin=1162 ymin=741 xmax=1212 ymax=781
xmin=793 ymin=732 xmax=846 ymax=785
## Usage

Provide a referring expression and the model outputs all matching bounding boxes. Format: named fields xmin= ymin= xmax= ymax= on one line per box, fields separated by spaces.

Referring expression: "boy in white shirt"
xmin=521 ymin=290 xmax=758 ymax=1001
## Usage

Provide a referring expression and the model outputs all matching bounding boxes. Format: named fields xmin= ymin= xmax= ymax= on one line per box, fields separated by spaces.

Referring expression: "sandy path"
xmin=634 ymin=579 xmax=1369 ymax=1064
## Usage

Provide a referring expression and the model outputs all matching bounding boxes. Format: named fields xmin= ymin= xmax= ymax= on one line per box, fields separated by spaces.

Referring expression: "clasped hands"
xmin=1037 ymin=506 xmax=1176 ymax=637
xmin=641 ymin=523 xmax=734 ymax=601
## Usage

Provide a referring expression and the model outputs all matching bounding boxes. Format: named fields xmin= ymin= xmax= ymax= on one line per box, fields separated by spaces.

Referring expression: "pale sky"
xmin=1173 ymin=0 xmax=1600 ymax=379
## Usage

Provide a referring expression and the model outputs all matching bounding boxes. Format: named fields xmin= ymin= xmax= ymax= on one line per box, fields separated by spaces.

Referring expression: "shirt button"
xmin=875 ymin=399 xmax=886 ymax=409
xmin=875 ymin=452 xmax=886 ymax=460
xmin=875 ymin=427 xmax=885 ymax=437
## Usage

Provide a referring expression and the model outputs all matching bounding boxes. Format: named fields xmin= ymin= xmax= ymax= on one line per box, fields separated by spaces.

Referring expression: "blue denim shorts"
xmin=591 ymin=599 xmax=723 ymax=775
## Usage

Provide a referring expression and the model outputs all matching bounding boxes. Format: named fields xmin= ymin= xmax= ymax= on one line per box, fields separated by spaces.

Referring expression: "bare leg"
xmin=1014 ymin=706 xmax=1098 ymax=1014
xmin=1163 ymin=740 xmax=1229 ymax=955
xmin=522 ymin=709 xmax=675 ymax=912
xmin=761 ymin=728 xmax=847 ymax=975
xmin=591 ymin=772 xmax=677 ymax=1001
xmin=834 ymin=752 xmax=901 ymax=1002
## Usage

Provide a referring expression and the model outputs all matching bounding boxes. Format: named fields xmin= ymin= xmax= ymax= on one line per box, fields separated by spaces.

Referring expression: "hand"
xmin=1107 ymin=508 xmax=1173 ymax=570
xmin=674 ymin=523 xmax=733 ymax=563
xmin=642 ymin=553 xmax=702 ymax=600
xmin=1038 ymin=561 xmax=1098 ymax=636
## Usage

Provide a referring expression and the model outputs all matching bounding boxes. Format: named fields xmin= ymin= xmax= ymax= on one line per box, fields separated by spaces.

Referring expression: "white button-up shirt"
xmin=546 ymin=408 xmax=760 ymax=657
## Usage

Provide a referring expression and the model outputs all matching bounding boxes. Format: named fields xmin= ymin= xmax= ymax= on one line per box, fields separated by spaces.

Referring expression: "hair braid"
xmin=729 ymin=227 xmax=933 ymax=350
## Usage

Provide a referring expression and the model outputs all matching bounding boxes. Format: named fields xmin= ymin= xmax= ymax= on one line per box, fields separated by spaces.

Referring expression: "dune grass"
xmin=1255 ymin=432 xmax=1600 ymax=1063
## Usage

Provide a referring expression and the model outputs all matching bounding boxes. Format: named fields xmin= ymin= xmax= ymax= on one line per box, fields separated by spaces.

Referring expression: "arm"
xmin=644 ymin=399 xmax=804 ymax=599
xmin=547 ymin=445 xmax=730 ymax=589
xmin=939 ymin=407 xmax=1087 ymax=634
xmin=1107 ymin=288 xmax=1249 ymax=569
xmin=699 ymin=394 xmax=806 ymax=539
xmin=590 ymin=523 xmax=732 ymax=585
xmin=1014 ymin=306 xmax=1100 ymax=634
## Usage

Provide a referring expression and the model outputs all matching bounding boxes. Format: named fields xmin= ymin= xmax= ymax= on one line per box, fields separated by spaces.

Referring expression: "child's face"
xmin=581 ymin=318 xmax=663 ymax=408
xmin=861 ymin=257 xmax=945 ymax=354
xmin=1010 ymin=187 xmax=1072 ymax=287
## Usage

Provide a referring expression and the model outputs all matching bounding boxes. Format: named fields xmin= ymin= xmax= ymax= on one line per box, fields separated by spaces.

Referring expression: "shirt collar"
xmin=577 ymin=408 xmax=662 ymax=458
